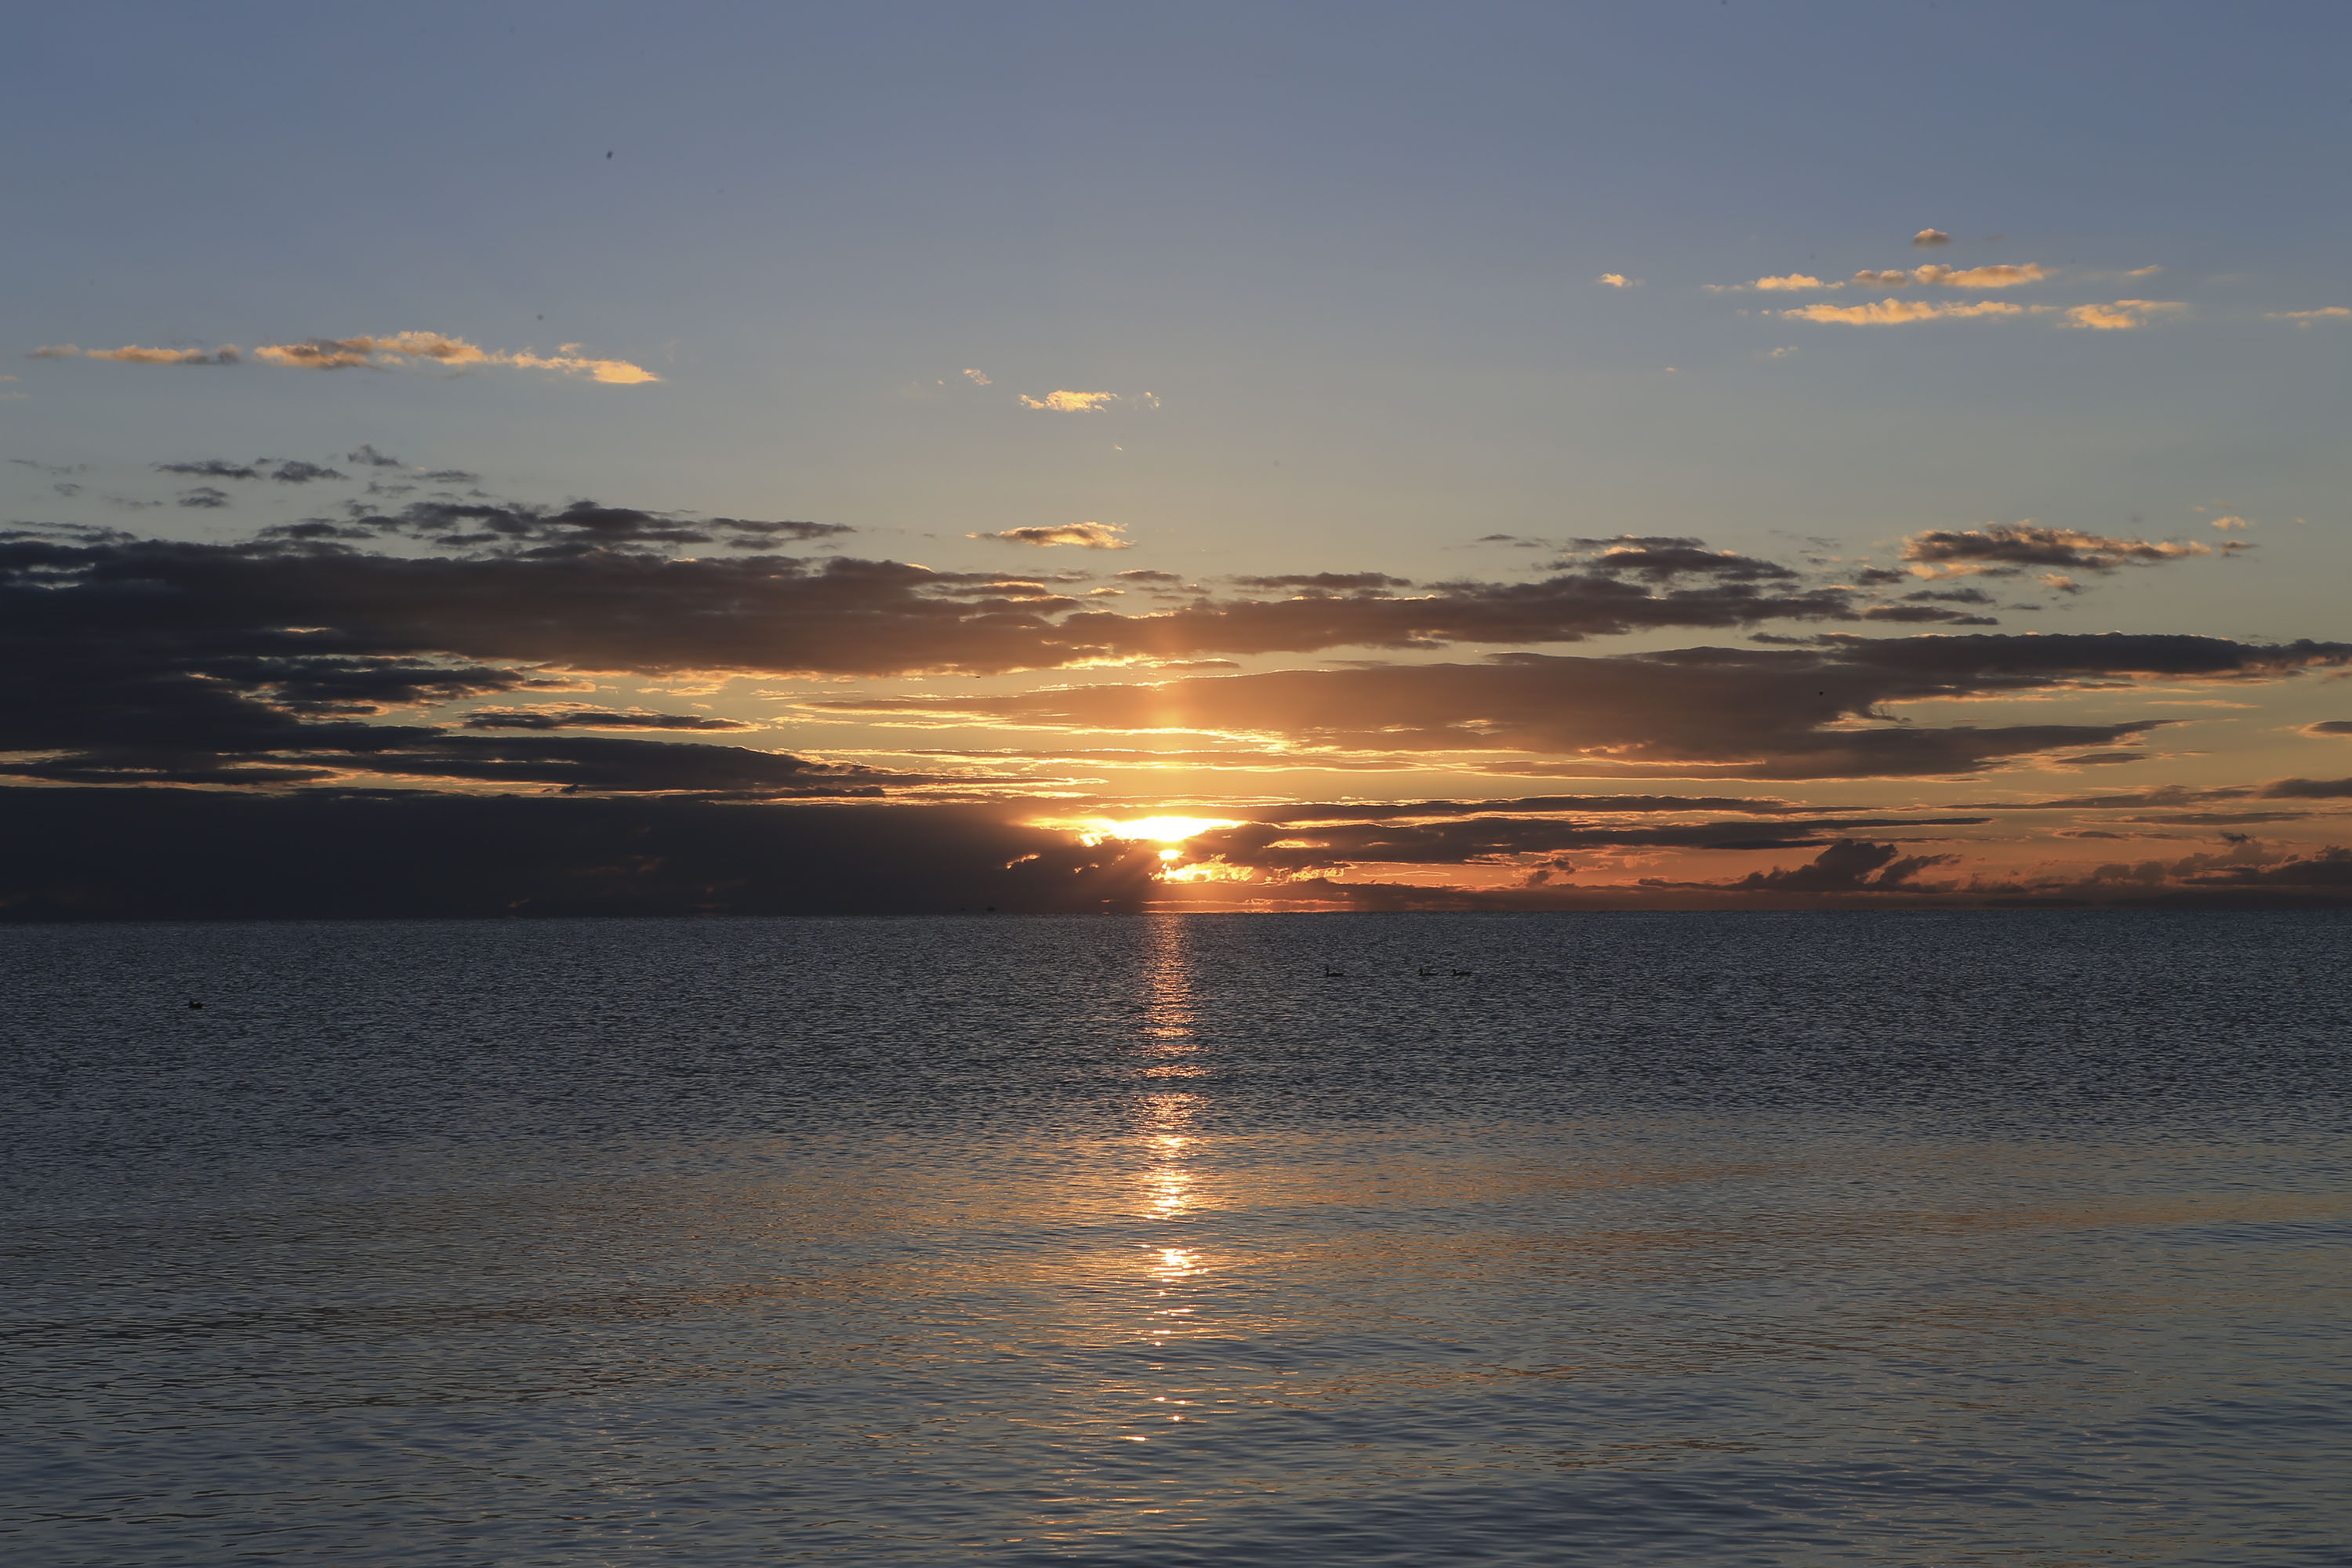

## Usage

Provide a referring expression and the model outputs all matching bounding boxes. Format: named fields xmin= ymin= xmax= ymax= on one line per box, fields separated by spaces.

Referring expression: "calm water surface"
xmin=2 ymin=912 xmax=2347 ymax=1566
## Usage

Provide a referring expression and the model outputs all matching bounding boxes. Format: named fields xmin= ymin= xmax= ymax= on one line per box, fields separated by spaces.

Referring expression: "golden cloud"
xmin=968 ymin=521 xmax=1134 ymax=550
xmin=2267 ymin=307 xmax=2351 ymax=325
xmin=1849 ymin=264 xmax=2048 ymax=289
xmin=41 ymin=343 xmax=241 ymax=365
xmin=1014 ymin=389 xmax=1157 ymax=412
xmin=2060 ymin=299 xmax=2187 ymax=331
xmin=252 ymin=332 xmax=657 ymax=383
xmin=1781 ymin=298 xmax=2028 ymax=325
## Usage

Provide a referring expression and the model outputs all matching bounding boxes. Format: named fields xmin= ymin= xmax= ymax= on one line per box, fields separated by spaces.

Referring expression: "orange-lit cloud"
xmin=1851 ymin=263 xmax=2048 ymax=289
xmin=34 ymin=343 xmax=241 ymax=365
xmin=969 ymin=521 xmax=1134 ymax=550
xmin=1782 ymin=298 xmax=2028 ymax=325
xmin=1912 ymin=228 xmax=1952 ymax=247
xmin=1595 ymin=273 xmax=1640 ymax=288
xmin=2267 ymin=307 xmax=2350 ymax=325
xmin=252 ymin=332 xmax=658 ymax=382
xmin=2060 ymin=299 xmax=2186 ymax=331
xmin=1902 ymin=522 xmax=2220 ymax=577
xmin=810 ymin=635 xmax=2346 ymax=780
xmin=1015 ymin=389 xmax=1157 ymax=412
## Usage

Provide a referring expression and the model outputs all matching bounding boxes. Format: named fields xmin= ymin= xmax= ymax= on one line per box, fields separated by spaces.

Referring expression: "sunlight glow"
xmin=1107 ymin=815 xmax=1236 ymax=844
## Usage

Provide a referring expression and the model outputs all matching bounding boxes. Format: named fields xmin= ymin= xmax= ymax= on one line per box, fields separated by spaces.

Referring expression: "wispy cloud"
xmin=2267 ymin=307 xmax=2350 ymax=325
xmin=34 ymin=343 xmax=241 ymax=365
xmin=968 ymin=521 xmax=1134 ymax=550
xmin=1781 ymin=298 xmax=2028 ymax=326
xmin=962 ymin=367 xmax=993 ymax=385
xmin=32 ymin=332 xmax=655 ymax=382
xmin=252 ymin=332 xmax=658 ymax=383
xmin=1595 ymin=274 xmax=1640 ymax=288
xmin=2060 ymin=299 xmax=2187 ymax=331
xmin=1902 ymin=522 xmax=2224 ymax=578
xmin=1875 ymin=263 xmax=2048 ymax=289
xmin=1015 ymin=389 xmax=1158 ymax=412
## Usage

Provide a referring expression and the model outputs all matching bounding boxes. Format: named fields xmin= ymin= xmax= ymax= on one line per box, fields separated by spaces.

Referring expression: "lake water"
xmin=3 ymin=912 xmax=2348 ymax=1566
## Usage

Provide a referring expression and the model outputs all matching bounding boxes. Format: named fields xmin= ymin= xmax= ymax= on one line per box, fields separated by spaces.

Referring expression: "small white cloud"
xmin=1751 ymin=273 xmax=1837 ymax=292
xmin=1765 ymin=346 xmax=1798 ymax=358
xmin=1912 ymin=228 xmax=1953 ymax=248
xmin=963 ymin=367 xmax=992 ymax=386
xmin=2209 ymin=516 xmax=2251 ymax=530
xmin=1596 ymin=273 xmax=1640 ymax=288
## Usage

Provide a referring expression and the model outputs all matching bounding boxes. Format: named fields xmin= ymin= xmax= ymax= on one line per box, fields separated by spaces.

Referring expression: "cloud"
xmin=155 ymin=459 xmax=262 ymax=481
xmin=968 ymin=521 xmax=1134 ymax=550
xmin=1782 ymin=299 xmax=2029 ymax=325
xmin=1596 ymin=274 xmax=1640 ymax=288
xmin=1901 ymin=522 xmax=2223 ymax=577
xmin=1015 ymin=390 xmax=1157 ymax=412
xmin=176 ymin=486 xmax=232 ymax=509
xmin=962 ymin=368 xmax=992 ymax=386
xmin=42 ymin=343 xmax=242 ymax=365
xmin=2209 ymin=515 xmax=2250 ymax=531
xmin=2267 ymin=307 xmax=2351 ymax=325
xmin=347 ymin=445 xmax=404 ymax=467
xmin=0 ymin=517 xmax=2008 ymax=704
xmin=815 ymin=633 xmax=2345 ymax=780
xmin=1754 ymin=274 xmax=1835 ymax=292
xmin=1849 ymin=263 xmax=2048 ymax=289
xmin=2303 ymin=721 xmax=2352 ymax=738
xmin=269 ymin=461 xmax=347 ymax=485
xmin=1912 ymin=229 xmax=1952 ymax=247
xmin=1564 ymin=536 xmax=1798 ymax=582
xmin=1164 ymin=814 xmax=1984 ymax=873
xmin=249 ymin=331 xmax=659 ymax=383
xmin=1723 ymin=838 xmax=1950 ymax=892
xmin=459 ymin=705 xmax=758 ymax=731
xmin=269 ymin=498 xmax=854 ymax=556
xmin=2060 ymin=299 xmax=2187 ymax=331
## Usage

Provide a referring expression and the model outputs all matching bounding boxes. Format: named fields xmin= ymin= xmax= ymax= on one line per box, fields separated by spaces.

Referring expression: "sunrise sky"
xmin=7 ymin=1 xmax=2350 ymax=913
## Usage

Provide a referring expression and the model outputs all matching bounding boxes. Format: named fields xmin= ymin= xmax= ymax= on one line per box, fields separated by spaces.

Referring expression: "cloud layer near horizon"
xmin=0 ymin=499 xmax=2343 ymax=910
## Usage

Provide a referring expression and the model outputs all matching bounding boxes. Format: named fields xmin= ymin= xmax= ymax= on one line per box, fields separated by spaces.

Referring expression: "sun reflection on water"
xmin=1135 ymin=916 xmax=1212 ymax=1374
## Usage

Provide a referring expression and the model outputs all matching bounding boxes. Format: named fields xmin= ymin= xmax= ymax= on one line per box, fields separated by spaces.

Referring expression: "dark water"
xmin=3 ymin=911 xmax=2347 ymax=1566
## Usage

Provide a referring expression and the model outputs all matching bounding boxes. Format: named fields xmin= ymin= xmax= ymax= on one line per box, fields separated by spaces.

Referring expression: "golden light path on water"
xmin=1137 ymin=916 xmax=1207 ymax=1429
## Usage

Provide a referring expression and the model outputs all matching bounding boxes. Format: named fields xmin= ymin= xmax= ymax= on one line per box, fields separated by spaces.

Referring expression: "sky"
xmin=5 ymin=0 xmax=2351 ymax=915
